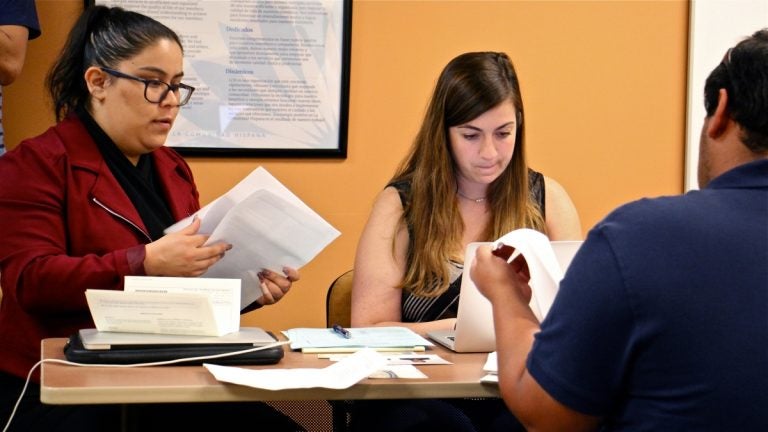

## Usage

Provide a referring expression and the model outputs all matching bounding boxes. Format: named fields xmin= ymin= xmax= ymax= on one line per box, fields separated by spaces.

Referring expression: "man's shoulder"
xmin=602 ymin=194 xmax=688 ymax=224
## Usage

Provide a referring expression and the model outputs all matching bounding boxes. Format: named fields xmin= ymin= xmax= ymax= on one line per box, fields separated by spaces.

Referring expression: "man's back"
xmin=527 ymin=159 xmax=768 ymax=430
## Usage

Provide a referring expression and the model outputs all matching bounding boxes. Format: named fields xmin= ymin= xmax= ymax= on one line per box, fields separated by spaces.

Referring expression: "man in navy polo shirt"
xmin=472 ymin=29 xmax=768 ymax=431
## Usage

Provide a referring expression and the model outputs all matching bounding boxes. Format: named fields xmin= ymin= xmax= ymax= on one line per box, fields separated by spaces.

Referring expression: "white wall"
xmin=685 ymin=0 xmax=768 ymax=190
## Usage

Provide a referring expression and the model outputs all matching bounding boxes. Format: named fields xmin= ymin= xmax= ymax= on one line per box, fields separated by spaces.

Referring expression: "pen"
xmin=331 ymin=324 xmax=351 ymax=339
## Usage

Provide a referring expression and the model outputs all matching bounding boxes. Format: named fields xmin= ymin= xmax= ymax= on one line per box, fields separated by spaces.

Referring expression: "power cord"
xmin=2 ymin=340 xmax=291 ymax=432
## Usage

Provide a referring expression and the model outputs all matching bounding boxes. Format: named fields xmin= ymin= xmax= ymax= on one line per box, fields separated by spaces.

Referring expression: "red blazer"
xmin=0 ymin=115 xmax=200 ymax=379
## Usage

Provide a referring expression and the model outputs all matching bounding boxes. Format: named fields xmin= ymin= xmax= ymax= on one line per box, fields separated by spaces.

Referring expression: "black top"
xmin=391 ymin=169 xmax=546 ymax=322
xmin=78 ymin=108 xmax=174 ymax=241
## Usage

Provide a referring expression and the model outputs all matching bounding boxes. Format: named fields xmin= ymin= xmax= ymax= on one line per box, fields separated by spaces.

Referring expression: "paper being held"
xmin=165 ymin=167 xmax=340 ymax=310
xmin=491 ymin=229 xmax=567 ymax=322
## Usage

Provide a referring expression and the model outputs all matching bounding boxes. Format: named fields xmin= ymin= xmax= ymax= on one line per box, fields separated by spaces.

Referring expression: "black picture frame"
xmin=84 ymin=0 xmax=352 ymax=158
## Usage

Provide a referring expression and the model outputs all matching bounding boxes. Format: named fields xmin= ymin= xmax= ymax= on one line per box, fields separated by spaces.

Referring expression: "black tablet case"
xmin=64 ymin=332 xmax=284 ymax=366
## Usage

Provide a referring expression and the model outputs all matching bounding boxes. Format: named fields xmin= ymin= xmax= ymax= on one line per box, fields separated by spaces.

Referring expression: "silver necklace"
xmin=456 ymin=190 xmax=487 ymax=203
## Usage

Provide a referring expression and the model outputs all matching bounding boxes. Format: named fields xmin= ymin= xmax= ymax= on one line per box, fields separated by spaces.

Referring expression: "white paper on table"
xmin=492 ymin=229 xmax=565 ymax=322
xmin=124 ymin=276 xmax=240 ymax=335
xmin=480 ymin=352 xmax=499 ymax=384
xmin=203 ymin=349 xmax=388 ymax=390
xmin=483 ymin=352 xmax=498 ymax=374
xmin=165 ymin=167 xmax=340 ymax=309
xmin=282 ymin=326 xmax=434 ymax=350
xmin=480 ymin=374 xmax=499 ymax=384
xmin=85 ymin=289 xmax=224 ymax=336
xmin=368 ymin=365 xmax=428 ymax=379
xmin=325 ymin=353 xmax=452 ymax=365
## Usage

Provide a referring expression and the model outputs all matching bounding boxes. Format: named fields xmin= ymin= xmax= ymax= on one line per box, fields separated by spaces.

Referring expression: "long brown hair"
xmin=392 ymin=52 xmax=545 ymax=296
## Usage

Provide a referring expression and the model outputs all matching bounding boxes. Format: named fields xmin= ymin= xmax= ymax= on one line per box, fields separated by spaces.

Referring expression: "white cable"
xmin=2 ymin=340 xmax=290 ymax=432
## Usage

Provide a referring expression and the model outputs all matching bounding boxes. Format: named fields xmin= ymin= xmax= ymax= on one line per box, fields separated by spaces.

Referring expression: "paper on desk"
xmin=165 ymin=167 xmax=340 ymax=310
xmin=492 ymin=229 xmax=564 ymax=322
xmin=480 ymin=352 xmax=498 ymax=384
xmin=325 ymin=353 xmax=452 ymax=365
xmin=203 ymin=349 xmax=388 ymax=390
xmin=85 ymin=289 xmax=225 ymax=336
xmin=368 ymin=365 xmax=428 ymax=379
xmin=123 ymin=276 xmax=241 ymax=335
xmin=282 ymin=327 xmax=434 ymax=351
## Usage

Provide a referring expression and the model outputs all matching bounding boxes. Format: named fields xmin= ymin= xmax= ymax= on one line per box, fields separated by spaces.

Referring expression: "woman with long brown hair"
xmin=352 ymin=51 xmax=581 ymax=335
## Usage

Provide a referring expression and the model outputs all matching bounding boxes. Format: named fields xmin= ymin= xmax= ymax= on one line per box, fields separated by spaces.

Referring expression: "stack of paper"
xmin=165 ymin=166 xmax=341 ymax=310
xmin=85 ymin=276 xmax=240 ymax=337
xmin=481 ymin=351 xmax=498 ymax=383
xmin=204 ymin=349 xmax=389 ymax=390
xmin=492 ymin=229 xmax=566 ymax=322
xmin=282 ymin=327 xmax=434 ymax=353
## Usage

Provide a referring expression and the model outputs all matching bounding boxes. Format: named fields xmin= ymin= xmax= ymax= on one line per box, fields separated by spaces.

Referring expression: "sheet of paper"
xmin=368 ymin=365 xmax=428 ymax=379
xmin=480 ymin=352 xmax=499 ymax=383
xmin=282 ymin=327 xmax=434 ymax=351
xmin=165 ymin=167 xmax=340 ymax=310
xmin=325 ymin=353 xmax=452 ymax=365
xmin=492 ymin=229 xmax=564 ymax=322
xmin=204 ymin=349 xmax=388 ymax=390
xmin=124 ymin=276 xmax=241 ymax=335
xmin=85 ymin=289 xmax=225 ymax=336
xmin=480 ymin=374 xmax=499 ymax=384
xmin=483 ymin=352 xmax=498 ymax=373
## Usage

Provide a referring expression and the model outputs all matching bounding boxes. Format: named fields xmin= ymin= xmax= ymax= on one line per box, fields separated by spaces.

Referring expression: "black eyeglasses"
xmin=100 ymin=67 xmax=195 ymax=106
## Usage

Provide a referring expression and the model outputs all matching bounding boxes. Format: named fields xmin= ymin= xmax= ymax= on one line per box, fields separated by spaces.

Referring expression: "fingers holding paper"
xmin=471 ymin=244 xmax=532 ymax=305
xmin=256 ymin=266 xmax=300 ymax=305
xmin=144 ymin=217 xmax=232 ymax=277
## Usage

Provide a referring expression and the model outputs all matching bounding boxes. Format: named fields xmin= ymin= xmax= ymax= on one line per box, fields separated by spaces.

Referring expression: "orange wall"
xmin=4 ymin=0 xmax=689 ymax=330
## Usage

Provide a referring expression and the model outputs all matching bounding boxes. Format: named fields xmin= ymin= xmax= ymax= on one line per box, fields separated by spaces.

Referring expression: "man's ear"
xmin=84 ymin=66 xmax=108 ymax=102
xmin=706 ymin=88 xmax=730 ymax=139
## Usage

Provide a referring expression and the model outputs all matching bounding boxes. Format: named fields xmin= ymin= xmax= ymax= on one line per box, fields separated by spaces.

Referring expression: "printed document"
xmin=492 ymin=229 xmax=565 ymax=321
xmin=165 ymin=166 xmax=340 ymax=310
xmin=481 ymin=351 xmax=499 ymax=383
xmin=204 ymin=349 xmax=389 ymax=390
xmin=85 ymin=277 xmax=240 ymax=337
xmin=283 ymin=327 xmax=434 ymax=352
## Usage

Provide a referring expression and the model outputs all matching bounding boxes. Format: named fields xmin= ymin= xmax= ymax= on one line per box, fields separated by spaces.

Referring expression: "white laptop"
xmin=427 ymin=240 xmax=583 ymax=353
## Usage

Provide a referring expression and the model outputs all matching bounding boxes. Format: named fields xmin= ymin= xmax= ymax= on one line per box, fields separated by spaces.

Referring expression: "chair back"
xmin=326 ymin=270 xmax=354 ymax=328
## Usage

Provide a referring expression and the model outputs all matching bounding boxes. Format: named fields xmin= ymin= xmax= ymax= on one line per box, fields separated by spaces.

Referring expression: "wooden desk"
xmin=40 ymin=338 xmax=500 ymax=405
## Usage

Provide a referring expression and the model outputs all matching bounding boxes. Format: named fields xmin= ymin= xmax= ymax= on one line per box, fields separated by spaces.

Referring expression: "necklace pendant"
xmin=457 ymin=190 xmax=487 ymax=203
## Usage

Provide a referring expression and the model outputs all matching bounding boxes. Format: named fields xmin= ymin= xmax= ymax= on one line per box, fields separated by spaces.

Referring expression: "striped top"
xmin=392 ymin=169 xmax=545 ymax=323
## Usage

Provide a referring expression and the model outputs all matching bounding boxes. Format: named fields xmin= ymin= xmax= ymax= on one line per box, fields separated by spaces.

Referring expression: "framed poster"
xmin=86 ymin=0 xmax=352 ymax=158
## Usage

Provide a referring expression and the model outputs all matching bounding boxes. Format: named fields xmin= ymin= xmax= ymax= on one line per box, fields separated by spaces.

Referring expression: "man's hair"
xmin=704 ymin=29 xmax=768 ymax=153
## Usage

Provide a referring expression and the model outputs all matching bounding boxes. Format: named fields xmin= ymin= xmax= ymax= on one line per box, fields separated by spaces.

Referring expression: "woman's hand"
xmin=143 ymin=217 xmax=231 ymax=277
xmin=256 ymin=266 xmax=300 ymax=306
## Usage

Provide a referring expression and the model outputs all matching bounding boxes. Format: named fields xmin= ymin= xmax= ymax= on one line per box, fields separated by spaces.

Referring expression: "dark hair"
xmin=391 ymin=52 xmax=543 ymax=296
xmin=704 ymin=29 xmax=768 ymax=153
xmin=46 ymin=6 xmax=183 ymax=121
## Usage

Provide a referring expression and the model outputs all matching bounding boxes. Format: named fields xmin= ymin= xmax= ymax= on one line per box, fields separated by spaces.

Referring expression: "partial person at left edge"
xmin=0 ymin=0 xmax=41 ymax=155
xmin=0 ymin=5 xmax=302 ymax=432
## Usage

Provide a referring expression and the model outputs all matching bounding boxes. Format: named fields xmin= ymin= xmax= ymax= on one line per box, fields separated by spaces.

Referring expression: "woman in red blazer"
xmin=0 ymin=6 xmax=301 ymax=431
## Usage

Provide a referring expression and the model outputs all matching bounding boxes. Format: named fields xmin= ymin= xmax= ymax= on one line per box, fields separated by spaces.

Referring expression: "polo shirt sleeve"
xmin=526 ymin=224 xmax=636 ymax=416
xmin=0 ymin=0 xmax=41 ymax=39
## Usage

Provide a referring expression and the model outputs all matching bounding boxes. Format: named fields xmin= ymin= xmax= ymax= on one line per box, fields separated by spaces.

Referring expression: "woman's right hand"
xmin=143 ymin=217 xmax=231 ymax=277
